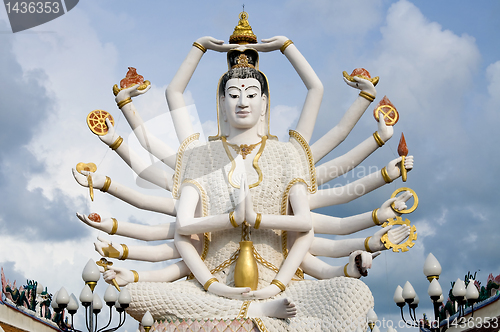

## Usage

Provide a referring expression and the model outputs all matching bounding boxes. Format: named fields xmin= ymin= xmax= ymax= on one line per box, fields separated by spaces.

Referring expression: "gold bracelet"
xmin=359 ymin=91 xmax=375 ymax=102
xmin=381 ymin=167 xmax=392 ymax=183
xmin=364 ymin=236 xmax=373 ymax=253
xmin=373 ymin=131 xmax=385 ymax=147
xmin=100 ymin=176 xmax=111 ymax=192
xmin=116 ymin=97 xmax=132 ymax=109
xmin=131 ymin=270 xmax=139 ymax=282
xmin=229 ymin=211 xmax=238 ymax=228
xmin=372 ymin=208 xmax=381 ymax=226
xmin=271 ymin=279 xmax=286 ymax=292
xmin=254 ymin=213 xmax=262 ymax=229
xmin=120 ymin=244 xmax=129 ymax=260
xmin=344 ymin=263 xmax=351 ymax=278
xmin=109 ymin=136 xmax=123 ymax=150
xmin=110 ymin=218 xmax=118 ymax=235
xmin=192 ymin=41 xmax=207 ymax=53
xmin=280 ymin=39 xmax=293 ymax=54
xmin=203 ymin=277 xmax=219 ymax=291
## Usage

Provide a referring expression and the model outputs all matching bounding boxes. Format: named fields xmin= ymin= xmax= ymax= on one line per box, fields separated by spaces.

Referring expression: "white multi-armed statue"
xmin=73 ymin=12 xmax=415 ymax=332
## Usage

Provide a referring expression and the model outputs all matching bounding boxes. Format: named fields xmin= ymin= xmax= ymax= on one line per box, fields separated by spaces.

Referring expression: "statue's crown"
xmin=229 ymin=11 xmax=257 ymax=45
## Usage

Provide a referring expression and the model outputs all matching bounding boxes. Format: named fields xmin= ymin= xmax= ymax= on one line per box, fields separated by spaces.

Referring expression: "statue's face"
xmin=222 ymin=78 xmax=266 ymax=130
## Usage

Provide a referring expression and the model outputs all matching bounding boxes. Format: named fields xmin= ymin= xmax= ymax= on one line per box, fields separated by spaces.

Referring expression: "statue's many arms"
xmin=73 ymin=11 xmax=414 ymax=331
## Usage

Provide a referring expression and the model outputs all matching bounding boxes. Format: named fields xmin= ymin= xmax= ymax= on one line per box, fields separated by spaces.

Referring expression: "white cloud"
xmin=270 ymin=104 xmax=300 ymax=141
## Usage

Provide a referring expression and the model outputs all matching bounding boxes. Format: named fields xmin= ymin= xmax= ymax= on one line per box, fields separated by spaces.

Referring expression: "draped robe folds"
xmin=125 ymin=131 xmax=374 ymax=332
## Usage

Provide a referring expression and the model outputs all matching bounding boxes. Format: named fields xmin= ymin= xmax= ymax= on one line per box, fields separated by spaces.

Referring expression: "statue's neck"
xmin=225 ymin=126 xmax=261 ymax=146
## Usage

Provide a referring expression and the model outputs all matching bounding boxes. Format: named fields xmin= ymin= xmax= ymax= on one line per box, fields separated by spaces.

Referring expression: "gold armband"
xmin=359 ymin=91 xmax=375 ymax=102
xmin=381 ymin=167 xmax=393 ymax=183
xmin=120 ymin=244 xmax=129 ymax=260
xmin=100 ymin=176 xmax=111 ymax=193
xmin=116 ymin=97 xmax=132 ymax=109
xmin=109 ymin=136 xmax=123 ymax=151
xmin=271 ymin=279 xmax=286 ymax=292
xmin=131 ymin=270 xmax=139 ymax=283
xmin=344 ymin=263 xmax=351 ymax=278
xmin=364 ymin=236 xmax=373 ymax=253
xmin=373 ymin=131 xmax=385 ymax=147
xmin=204 ymin=277 xmax=219 ymax=291
xmin=110 ymin=218 xmax=118 ymax=235
xmin=229 ymin=211 xmax=238 ymax=228
xmin=254 ymin=213 xmax=262 ymax=229
xmin=280 ymin=39 xmax=293 ymax=54
xmin=192 ymin=41 xmax=207 ymax=53
xmin=372 ymin=208 xmax=381 ymax=226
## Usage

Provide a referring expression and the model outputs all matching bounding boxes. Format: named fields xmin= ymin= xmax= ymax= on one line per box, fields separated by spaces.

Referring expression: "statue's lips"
xmin=235 ymin=110 xmax=251 ymax=117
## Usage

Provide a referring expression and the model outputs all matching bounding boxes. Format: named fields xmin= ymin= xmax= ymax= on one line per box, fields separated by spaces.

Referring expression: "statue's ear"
xmin=261 ymin=94 xmax=267 ymax=116
xmin=220 ymin=96 xmax=227 ymax=122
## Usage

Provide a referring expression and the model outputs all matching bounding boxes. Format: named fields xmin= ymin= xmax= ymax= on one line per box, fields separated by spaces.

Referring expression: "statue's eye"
xmin=229 ymin=93 xmax=239 ymax=99
xmin=247 ymin=93 xmax=257 ymax=99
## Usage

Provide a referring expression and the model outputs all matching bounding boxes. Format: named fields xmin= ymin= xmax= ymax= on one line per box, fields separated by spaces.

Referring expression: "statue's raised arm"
xmin=252 ymin=36 xmax=324 ymax=143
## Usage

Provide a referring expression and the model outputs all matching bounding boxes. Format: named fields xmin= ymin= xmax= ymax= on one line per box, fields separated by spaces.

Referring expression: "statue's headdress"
xmin=211 ymin=11 xmax=275 ymax=140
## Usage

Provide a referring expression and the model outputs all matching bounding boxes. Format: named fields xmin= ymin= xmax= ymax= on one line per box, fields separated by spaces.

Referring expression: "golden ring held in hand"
xmin=390 ymin=187 xmax=418 ymax=214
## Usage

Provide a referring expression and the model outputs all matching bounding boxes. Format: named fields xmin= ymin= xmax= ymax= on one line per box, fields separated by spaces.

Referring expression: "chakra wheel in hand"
xmin=374 ymin=104 xmax=399 ymax=126
xmin=87 ymin=110 xmax=115 ymax=136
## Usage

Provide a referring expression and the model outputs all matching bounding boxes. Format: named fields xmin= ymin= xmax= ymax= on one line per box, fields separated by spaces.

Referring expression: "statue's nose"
xmin=238 ymin=95 xmax=249 ymax=108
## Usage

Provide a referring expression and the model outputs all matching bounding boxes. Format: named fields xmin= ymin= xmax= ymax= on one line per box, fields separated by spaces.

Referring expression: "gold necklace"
xmin=225 ymin=139 xmax=263 ymax=159
xmin=221 ymin=136 xmax=267 ymax=189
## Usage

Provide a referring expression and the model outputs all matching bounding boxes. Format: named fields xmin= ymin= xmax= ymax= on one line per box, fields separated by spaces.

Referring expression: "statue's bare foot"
xmin=247 ymin=298 xmax=296 ymax=318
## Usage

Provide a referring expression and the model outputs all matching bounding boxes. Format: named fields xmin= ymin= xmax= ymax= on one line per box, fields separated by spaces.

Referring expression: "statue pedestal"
xmin=140 ymin=318 xmax=259 ymax=332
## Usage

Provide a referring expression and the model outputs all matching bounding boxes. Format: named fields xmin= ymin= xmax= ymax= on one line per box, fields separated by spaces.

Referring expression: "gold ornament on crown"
xmin=229 ymin=11 xmax=257 ymax=45
xmin=232 ymin=54 xmax=255 ymax=69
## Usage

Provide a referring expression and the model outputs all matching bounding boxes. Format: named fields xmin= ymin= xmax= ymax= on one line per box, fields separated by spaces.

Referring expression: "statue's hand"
xmin=253 ymin=36 xmax=289 ymax=53
xmin=115 ymin=81 xmax=151 ymax=103
xmin=103 ymin=266 xmax=134 ymax=287
xmin=242 ymin=176 xmax=257 ymax=226
xmin=377 ymin=190 xmax=413 ymax=222
xmin=347 ymin=250 xmax=379 ymax=278
xmin=72 ymin=169 xmax=106 ymax=189
xmin=76 ymin=213 xmax=114 ymax=233
xmin=369 ymin=225 xmax=410 ymax=252
xmin=195 ymin=36 xmax=234 ymax=53
xmin=385 ymin=155 xmax=414 ymax=181
xmin=243 ymin=284 xmax=281 ymax=300
xmin=206 ymin=282 xmax=251 ymax=299
xmin=99 ymin=118 xmax=119 ymax=146
xmin=377 ymin=111 xmax=393 ymax=142
xmin=94 ymin=235 xmax=123 ymax=258
xmin=343 ymin=76 xmax=376 ymax=96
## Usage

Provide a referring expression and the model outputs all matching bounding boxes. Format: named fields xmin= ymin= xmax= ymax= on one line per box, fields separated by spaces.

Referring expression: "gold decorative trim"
xmin=192 ymin=41 xmax=207 ymax=53
xmin=110 ymin=218 xmax=118 ymax=235
xmin=172 ymin=133 xmax=200 ymax=199
xmin=229 ymin=211 xmax=238 ymax=228
xmin=101 ymin=176 xmax=111 ymax=193
xmin=271 ymin=279 xmax=286 ymax=292
xmin=117 ymin=97 xmax=132 ymax=109
xmin=372 ymin=208 xmax=381 ymax=226
xmin=359 ymin=91 xmax=375 ymax=102
xmin=237 ymin=301 xmax=251 ymax=319
xmin=373 ymin=131 xmax=384 ymax=147
xmin=221 ymin=136 xmax=267 ymax=189
xmin=120 ymin=244 xmax=129 ymax=260
xmin=109 ymin=136 xmax=123 ymax=150
xmin=254 ymin=213 xmax=262 ymax=229
xmin=344 ymin=263 xmax=351 ymax=278
xmin=132 ymin=270 xmax=139 ymax=282
xmin=289 ymin=130 xmax=317 ymax=193
xmin=280 ymin=39 xmax=293 ymax=54
xmin=253 ymin=318 xmax=270 ymax=332
xmin=381 ymin=167 xmax=392 ymax=183
xmin=201 ymin=232 xmax=210 ymax=261
xmin=203 ymin=278 xmax=219 ymax=291
xmin=364 ymin=236 xmax=372 ymax=253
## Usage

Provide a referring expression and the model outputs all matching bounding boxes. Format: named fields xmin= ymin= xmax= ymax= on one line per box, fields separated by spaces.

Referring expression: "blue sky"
xmin=1 ymin=1 xmax=499 ymax=331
